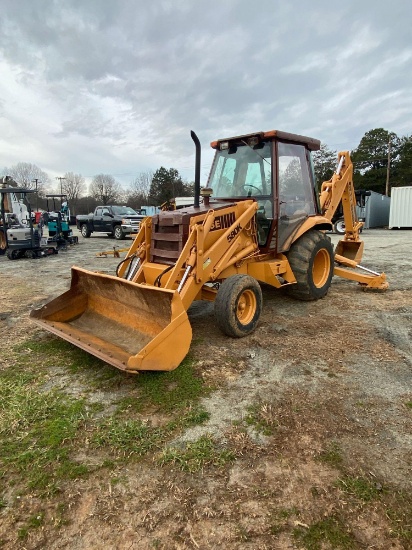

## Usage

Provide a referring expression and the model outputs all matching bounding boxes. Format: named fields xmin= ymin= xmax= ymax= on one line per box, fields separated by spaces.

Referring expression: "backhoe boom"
xmin=319 ymin=151 xmax=388 ymax=289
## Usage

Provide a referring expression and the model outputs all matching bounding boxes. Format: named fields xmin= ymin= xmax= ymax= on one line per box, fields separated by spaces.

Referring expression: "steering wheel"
xmin=244 ymin=184 xmax=262 ymax=195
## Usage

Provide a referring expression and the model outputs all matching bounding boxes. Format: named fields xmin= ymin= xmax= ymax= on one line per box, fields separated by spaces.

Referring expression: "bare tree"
xmin=61 ymin=172 xmax=86 ymax=215
xmin=3 ymin=162 xmax=49 ymax=195
xmin=130 ymin=171 xmax=153 ymax=199
xmin=90 ymin=174 xmax=122 ymax=205
xmin=125 ymin=171 xmax=153 ymax=209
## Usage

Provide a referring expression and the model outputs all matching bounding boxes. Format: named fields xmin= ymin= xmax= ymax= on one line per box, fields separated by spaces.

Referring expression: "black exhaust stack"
xmin=191 ymin=131 xmax=201 ymax=208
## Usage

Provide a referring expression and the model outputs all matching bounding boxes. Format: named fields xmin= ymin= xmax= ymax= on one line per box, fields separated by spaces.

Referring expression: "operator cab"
xmin=207 ymin=130 xmax=320 ymax=252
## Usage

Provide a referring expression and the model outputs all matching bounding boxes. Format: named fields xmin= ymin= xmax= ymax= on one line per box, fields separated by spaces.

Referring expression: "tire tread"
xmin=214 ymin=275 xmax=262 ymax=338
xmin=286 ymin=230 xmax=334 ymax=301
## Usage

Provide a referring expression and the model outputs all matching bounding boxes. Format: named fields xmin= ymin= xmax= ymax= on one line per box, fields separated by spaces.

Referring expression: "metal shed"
xmin=361 ymin=191 xmax=391 ymax=229
xmin=389 ymin=186 xmax=412 ymax=228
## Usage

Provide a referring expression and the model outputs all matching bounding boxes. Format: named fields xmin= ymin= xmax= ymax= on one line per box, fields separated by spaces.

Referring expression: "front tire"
xmin=286 ymin=230 xmax=334 ymax=301
xmin=114 ymin=225 xmax=125 ymax=240
xmin=214 ymin=275 xmax=262 ymax=337
xmin=80 ymin=224 xmax=91 ymax=238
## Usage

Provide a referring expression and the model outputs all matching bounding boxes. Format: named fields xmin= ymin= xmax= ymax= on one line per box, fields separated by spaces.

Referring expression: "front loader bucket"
xmin=30 ymin=267 xmax=192 ymax=373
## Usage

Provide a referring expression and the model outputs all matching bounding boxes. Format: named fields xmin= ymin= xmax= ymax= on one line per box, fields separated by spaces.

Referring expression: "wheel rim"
xmin=236 ymin=289 xmax=257 ymax=325
xmin=312 ymin=249 xmax=331 ymax=288
xmin=336 ymin=220 xmax=345 ymax=233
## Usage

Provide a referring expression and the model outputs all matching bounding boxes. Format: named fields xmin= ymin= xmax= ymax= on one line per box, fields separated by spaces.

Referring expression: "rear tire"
xmin=214 ymin=275 xmax=262 ymax=337
xmin=81 ymin=224 xmax=91 ymax=238
xmin=286 ymin=230 xmax=334 ymax=301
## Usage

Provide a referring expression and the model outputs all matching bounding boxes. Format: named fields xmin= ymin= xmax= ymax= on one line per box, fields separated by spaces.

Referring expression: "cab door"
xmin=276 ymin=141 xmax=317 ymax=252
xmin=94 ymin=207 xmax=105 ymax=231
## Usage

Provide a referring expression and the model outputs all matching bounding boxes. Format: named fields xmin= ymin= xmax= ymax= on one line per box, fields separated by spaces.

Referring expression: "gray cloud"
xmin=0 ymin=0 xmax=411 ymax=186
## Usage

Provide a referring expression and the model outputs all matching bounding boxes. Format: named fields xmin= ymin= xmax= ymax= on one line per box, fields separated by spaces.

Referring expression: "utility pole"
xmin=56 ymin=176 xmax=66 ymax=195
xmin=385 ymin=138 xmax=391 ymax=197
xmin=32 ymin=178 xmax=41 ymax=212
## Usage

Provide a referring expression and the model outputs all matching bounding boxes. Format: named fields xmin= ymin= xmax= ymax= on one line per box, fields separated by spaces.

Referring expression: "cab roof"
xmin=211 ymin=130 xmax=321 ymax=151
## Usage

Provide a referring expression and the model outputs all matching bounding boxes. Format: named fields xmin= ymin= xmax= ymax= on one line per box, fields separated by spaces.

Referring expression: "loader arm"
xmin=177 ymin=201 xmax=259 ymax=309
xmin=319 ymin=152 xmax=388 ymax=289
xmin=120 ymin=200 xmax=260 ymax=310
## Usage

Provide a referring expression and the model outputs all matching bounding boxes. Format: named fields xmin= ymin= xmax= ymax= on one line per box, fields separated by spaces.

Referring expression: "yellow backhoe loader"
xmin=31 ymin=130 xmax=388 ymax=373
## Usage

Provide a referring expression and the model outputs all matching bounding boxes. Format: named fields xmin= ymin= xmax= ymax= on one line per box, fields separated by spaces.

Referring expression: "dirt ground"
xmin=0 ymin=228 xmax=411 ymax=549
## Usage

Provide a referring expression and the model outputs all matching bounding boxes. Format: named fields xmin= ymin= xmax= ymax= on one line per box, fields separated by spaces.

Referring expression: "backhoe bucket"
xmin=30 ymin=267 xmax=192 ymax=373
xmin=335 ymin=239 xmax=364 ymax=263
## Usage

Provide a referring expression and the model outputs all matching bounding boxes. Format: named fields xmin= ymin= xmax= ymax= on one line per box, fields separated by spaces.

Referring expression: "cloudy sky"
xmin=1 ymin=0 xmax=411 ymax=191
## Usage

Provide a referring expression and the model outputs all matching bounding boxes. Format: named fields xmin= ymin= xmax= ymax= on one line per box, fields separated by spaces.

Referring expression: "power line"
xmin=80 ymin=165 xmax=213 ymax=179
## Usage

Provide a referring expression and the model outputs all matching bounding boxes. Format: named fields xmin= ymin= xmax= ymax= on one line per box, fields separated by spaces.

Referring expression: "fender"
xmin=285 ymin=216 xmax=332 ymax=250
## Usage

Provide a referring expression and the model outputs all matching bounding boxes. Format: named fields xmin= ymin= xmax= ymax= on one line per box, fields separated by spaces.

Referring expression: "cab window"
xmin=209 ymin=141 xmax=272 ymax=199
